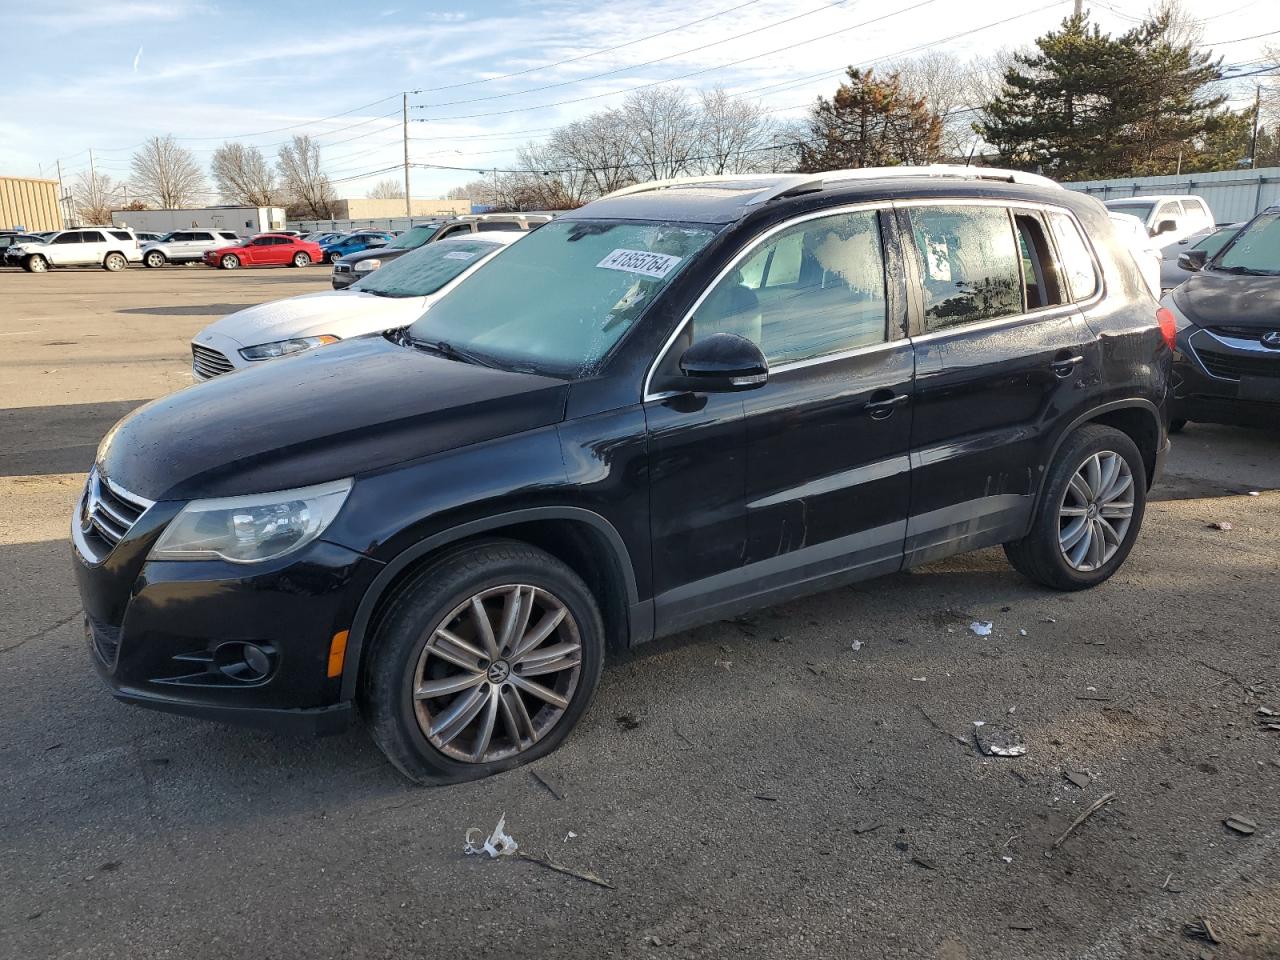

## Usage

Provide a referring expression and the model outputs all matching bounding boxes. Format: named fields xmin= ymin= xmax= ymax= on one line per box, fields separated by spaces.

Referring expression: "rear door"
xmin=79 ymin=230 xmax=109 ymax=265
xmin=901 ymin=200 xmax=1098 ymax=565
xmin=187 ymin=231 xmax=218 ymax=260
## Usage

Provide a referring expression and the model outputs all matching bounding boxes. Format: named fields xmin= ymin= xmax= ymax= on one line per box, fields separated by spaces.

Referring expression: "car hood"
xmin=198 ymin=290 xmax=429 ymax=348
xmin=340 ymin=245 xmax=411 ymax=265
xmin=1172 ymin=269 xmax=1280 ymax=329
xmin=97 ymin=335 xmax=570 ymax=501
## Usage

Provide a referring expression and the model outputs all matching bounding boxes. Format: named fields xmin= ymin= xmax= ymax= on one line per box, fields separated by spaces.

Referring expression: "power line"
xmin=1204 ymin=27 xmax=1280 ymax=46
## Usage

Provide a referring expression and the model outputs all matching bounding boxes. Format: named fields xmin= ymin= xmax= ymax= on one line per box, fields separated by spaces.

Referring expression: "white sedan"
xmin=189 ymin=232 xmax=521 ymax=379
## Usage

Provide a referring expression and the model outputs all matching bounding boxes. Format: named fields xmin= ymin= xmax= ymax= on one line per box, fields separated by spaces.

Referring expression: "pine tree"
xmin=796 ymin=68 xmax=942 ymax=172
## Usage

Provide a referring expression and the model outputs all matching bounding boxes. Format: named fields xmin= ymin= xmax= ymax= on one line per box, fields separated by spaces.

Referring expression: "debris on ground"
xmin=530 ymin=770 xmax=565 ymax=801
xmin=1018 ymin=629 xmax=1028 ymax=637
xmin=1207 ymin=521 xmax=1233 ymax=531
xmin=1065 ymin=770 xmax=1091 ymax=789
xmin=518 ymin=851 xmax=615 ymax=890
xmin=969 ymin=620 xmax=993 ymax=636
xmin=911 ymin=676 xmax=927 ymax=682
xmin=974 ymin=726 xmax=1027 ymax=758
xmin=918 ymin=705 xmax=971 ymax=749
xmin=1248 ymin=490 xmax=1261 ymax=496
xmin=1001 ymin=855 xmax=1013 ymax=864
xmin=465 ymin=813 xmax=519 ymax=858
xmin=911 ymin=855 xmax=936 ymax=870
xmin=1257 ymin=707 xmax=1280 ymax=732
xmin=1039 ymin=617 xmax=1057 ymax=624
xmin=853 ymin=821 xmax=883 ymax=834
xmin=1224 ymin=814 xmax=1257 ymax=836
xmin=1008 ymin=922 xmax=1034 ymax=931
xmin=851 ymin=639 xmax=863 ymax=652
xmin=713 ymin=658 xmax=732 ymax=670
xmin=615 ymin=714 xmax=641 ymax=731
xmin=1052 ymin=791 xmax=1117 ymax=849
xmin=564 ymin=831 xmax=578 ymax=842
xmin=1183 ymin=917 xmax=1221 ymax=945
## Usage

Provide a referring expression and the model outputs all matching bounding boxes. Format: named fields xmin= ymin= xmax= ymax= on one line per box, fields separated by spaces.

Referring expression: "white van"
xmin=10 ymin=227 xmax=143 ymax=272
xmin=1103 ymin=195 xmax=1214 ymax=250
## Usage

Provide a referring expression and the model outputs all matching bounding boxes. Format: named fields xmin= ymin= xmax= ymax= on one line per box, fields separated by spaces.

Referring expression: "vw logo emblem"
xmin=486 ymin=660 xmax=510 ymax=684
xmin=1261 ymin=330 xmax=1280 ymax=350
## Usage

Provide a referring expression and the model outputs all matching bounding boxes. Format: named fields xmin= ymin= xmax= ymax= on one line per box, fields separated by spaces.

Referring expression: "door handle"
xmin=863 ymin=392 xmax=909 ymax=420
xmin=1050 ymin=354 xmax=1085 ymax=378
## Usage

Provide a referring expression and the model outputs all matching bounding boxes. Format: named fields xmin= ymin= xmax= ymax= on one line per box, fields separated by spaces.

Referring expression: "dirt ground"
xmin=1 ymin=266 xmax=1277 ymax=960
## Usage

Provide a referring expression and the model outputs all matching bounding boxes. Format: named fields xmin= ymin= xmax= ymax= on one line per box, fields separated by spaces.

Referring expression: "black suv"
xmin=73 ymin=167 xmax=1171 ymax=783
xmin=1161 ymin=205 xmax=1280 ymax=430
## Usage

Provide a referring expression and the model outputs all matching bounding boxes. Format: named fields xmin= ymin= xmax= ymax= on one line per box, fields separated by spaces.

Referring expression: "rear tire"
xmin=144 ymin=251 xmax=167 ymax=268
xmin=360 ymin=539 xmax=604 ymax=784
xmin=24 ymin=254 xmax=47 ymax=273
xmin=103 ymin=252 xmax=127 ymax=272
xmin=220 ymin=254 xmax=241 ymax=269
xmin=1004 ymin=424 xmax=1147 ymax=591
xmin=292 ymin=252 xmax=311 ymax=267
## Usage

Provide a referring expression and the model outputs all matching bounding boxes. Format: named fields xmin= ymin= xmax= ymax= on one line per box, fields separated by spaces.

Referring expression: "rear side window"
xmin=1013 ymin=213 xmax=1066 ymax=309
xmin=109 ymin=231 xmax=131 ymax=241
xmin=478 ymin=221 xmax=520 ymax=232
xmin=191 ymin=232 xmax=214 ymax=241
xmin=80 ymin=231 xmax=106 ymax=243
xmin=219 ymin=232 xmax=238 ymax=240
xmin=907 ymin=206 xmax=1022 ymax=332
xmin=686 ymin=209 xmax=888 ymax=366
xmin=1046 ymin=211 xmax=1100 ymax=302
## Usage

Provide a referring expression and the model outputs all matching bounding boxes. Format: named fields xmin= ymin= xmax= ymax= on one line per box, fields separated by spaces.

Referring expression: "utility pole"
xmin=1073 ymin=0 xmax=1082 ymax=16
xmin=403 ymin=92 xmax=411 ymax=218
xmin=56 ymin=159 xmax=67 ymax=228
xmin=1250 ymin=84 xmax=1262 ymax=170
xmin=88 ymin=148 xmax=98 ymax=223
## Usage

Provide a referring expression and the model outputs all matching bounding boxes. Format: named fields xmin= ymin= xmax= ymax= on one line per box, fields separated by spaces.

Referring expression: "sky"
xmin=2 ymin=0 xmax=1278 ymax=202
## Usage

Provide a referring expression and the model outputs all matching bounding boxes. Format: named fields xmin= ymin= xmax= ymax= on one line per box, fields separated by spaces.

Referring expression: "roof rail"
xmin=817 ymin=165 xmax=1063 ymax=191
xmin=599 ymin=173 xmax=817 ymax=206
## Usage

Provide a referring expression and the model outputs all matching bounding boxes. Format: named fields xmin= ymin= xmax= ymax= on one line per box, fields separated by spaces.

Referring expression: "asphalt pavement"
xmin=1 ymin=267 xmax=1277 ymax=960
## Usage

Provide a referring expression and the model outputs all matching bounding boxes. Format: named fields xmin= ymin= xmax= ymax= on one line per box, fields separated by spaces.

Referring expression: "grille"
xmin=78 ymin=469 xmax=152 ymax=561
xmin=333 ymin=263 xmax=352 ymax=274
xmin=191 ymin=342 xmax=234 ymax=379
xmin=1197 ymin=347 xmax=1280 ymax=381
xmin=1208 ymin=325 xmax=1269 ymax=342
xmin=87 ymin=613 xmax=122 ymax=667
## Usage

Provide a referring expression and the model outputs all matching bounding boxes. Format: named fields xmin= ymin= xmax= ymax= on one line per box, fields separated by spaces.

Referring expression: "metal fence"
xmin=1064 ymin=167 xmax=1280 ymax=224
xmin=288 ymin=216 xmax=448 ymax=234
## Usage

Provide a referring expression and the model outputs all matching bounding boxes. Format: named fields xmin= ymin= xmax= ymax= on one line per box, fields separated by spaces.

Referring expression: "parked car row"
xmin=75 ymin=165 xmax=1180 ymax=784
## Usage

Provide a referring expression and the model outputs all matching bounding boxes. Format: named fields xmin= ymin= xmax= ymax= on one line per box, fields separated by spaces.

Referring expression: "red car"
xmin=202 ymin=234 xmax=323 ymax=270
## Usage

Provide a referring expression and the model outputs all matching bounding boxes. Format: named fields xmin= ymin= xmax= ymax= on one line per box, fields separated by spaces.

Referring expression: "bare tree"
xmin=277 ymin=134 xmax=335 ymax=218
xmin=622 ymin=86 xmax=701 ymax=180
xmin=696 ymin=87 xmax=782 ymax=174
xmin=365 ymin=178 xmax=405 ymax=200
xmin=130 ymin=135 xmax=206 ymax=208
xmin=211 ymin=142 xmax=278 ymax=206
xmin=72 ymin=169 xmax=115 ymax=224
xmin=549 ymin=111 xmax=635 ymax=195
xmin=886 ymin=51 xmax=983 ymax=159
xmin=1149 ymin=0 xmax=1203 ymax=47
xmin=511 ymin=140 xmax=593 ymax=209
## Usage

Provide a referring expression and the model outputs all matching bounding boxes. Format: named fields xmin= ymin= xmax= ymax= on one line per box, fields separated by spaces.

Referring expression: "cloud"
xmin=13 ymin=0 xmax=199 ymax=30
xmin=132 ymin=46 xmax=143 ymax=72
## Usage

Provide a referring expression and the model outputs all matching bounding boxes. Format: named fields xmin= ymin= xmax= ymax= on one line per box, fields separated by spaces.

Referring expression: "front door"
xmin=48 ymin=231 xmax=87 ymax=265
xmin=647 ymin=206 xmax=914 ymax=633
xmin=900 ymin=201 xmax=1100 ymax=565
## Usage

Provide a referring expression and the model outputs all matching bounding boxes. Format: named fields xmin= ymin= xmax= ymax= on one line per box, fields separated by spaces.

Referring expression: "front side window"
xmin=907 ymin=206 xmax=1022 ymax=332
xmin=1046 ymin=211 xmax=1100 ymax=301
xmin=52 ymin=232 xmax=81 ymax=244
xmin=353 ymin=238 xmax=505 ymax=298
xmin=1212 ymin=211 xmax=1280 ymax=275
xmin=393 ymin=225 xmax=440 ymax=249
xmin=682 ymin=210 xmax=888 ymax=366
xmin=409 ymin=218 xmax=718 ymax=377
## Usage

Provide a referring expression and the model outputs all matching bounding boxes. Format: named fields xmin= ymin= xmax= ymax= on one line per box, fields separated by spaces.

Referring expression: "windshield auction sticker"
xmin=443 ymin=251 xmax=476 ymax=260
xmin=597 ymin=249 xmax=682 ymax=279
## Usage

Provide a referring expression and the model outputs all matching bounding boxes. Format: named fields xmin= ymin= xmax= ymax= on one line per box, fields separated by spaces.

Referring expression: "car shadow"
xmin=0 ymin=399 xmax=150 ymax=476
xmin=116 ymin=304 xmax=259 ymax=317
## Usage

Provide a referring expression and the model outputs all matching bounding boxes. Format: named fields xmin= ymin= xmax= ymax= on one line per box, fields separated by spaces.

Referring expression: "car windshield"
xmin=1211 ymin=212 xmax=1280 ymax=275
xmin=351 ymin=237 xmax=506 ymax=298
xmin=407 ymin=218 xmax=719 ymax=377
xmin=391 ymin=225 xmax=440 ymax=249
xmin=1105 ymin=202 xmax=1155 ymax=221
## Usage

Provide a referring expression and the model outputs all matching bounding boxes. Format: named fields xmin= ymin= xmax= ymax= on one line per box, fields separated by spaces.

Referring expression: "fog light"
xmin=213 ymin=641 xmax=275 ymax=682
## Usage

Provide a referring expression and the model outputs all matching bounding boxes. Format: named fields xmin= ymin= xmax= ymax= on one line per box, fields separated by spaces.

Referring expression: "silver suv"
xmin=11 ymin=227 xmax=143 ymax=272
xmin=142 ymin=229 xmax=241 ymax=267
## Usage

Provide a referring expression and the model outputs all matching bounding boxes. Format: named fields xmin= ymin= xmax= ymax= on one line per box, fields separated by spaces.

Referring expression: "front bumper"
xmin=331 ymin=263 xmax=357 ymax=289
xmin=73 ymin=482 xmax=383 ymax=736
xmin=1172 ymin=326 xmax=1280 ymax=425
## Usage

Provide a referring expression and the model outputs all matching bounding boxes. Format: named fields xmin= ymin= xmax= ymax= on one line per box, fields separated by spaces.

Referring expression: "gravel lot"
xmin=2 ymin=266 xmax=1278 ymax=960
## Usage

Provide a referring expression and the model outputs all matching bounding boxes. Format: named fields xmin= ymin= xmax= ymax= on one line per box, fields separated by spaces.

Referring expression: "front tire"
xmin=292 ymin=251 xmax=311 ymax=267
xmin=24 ymin=254 xmax=48 ymax=273
xmin=103 ymin=252 xmax=127 ymax=272
xmin=220 ymin=254 xmax=241 ymax=269
xmin=144 ymin=251 xmax=167 ymax=268
xmin=360 ymin=540 xmax=604 ymax=784
xmin=1004 ymin=424 xmax=1147 ymax=591
xmin=1169 ymin=418 xmax=1187 ymax=434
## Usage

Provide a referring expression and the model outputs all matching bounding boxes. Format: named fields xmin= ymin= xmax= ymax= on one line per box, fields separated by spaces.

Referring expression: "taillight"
xmin=1156 ymin=307 xmax=1177 ymax=351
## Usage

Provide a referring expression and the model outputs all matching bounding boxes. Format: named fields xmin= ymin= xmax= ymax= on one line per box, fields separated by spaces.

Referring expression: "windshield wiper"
xmin=1212 ymin=264 xmax=1273 ymax=275
xmin=411 ymin=337 xmax=496 ymax=368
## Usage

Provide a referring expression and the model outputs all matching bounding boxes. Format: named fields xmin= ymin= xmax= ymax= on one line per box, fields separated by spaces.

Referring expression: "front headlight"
xmin=150 ymin=478 xmax=352 ymax=563
xmin=353 ymin=259 xmax=381 ymax=272
xmin=239 ymin=335 xmax=339 ymax=360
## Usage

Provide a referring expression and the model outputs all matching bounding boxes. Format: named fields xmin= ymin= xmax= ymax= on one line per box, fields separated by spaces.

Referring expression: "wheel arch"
xmin=1037 ymin=399 xmax=1163 ymax=505
xmin=339 ymin=506 xmax=643 ymax=701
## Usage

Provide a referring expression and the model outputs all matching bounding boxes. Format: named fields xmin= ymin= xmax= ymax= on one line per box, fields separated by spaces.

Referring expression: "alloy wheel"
xmin=1058 ymin=450 xmax=1134 ymax=572
xmin=412 ymin=584 xmax=582 ymax=763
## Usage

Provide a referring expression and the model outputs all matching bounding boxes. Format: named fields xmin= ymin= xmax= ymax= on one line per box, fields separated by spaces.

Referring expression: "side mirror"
xmin=1153 ymin=219 xmax=1178 ymax=237
xmin=675 ymin=333 xmax=768 ymax=392
xmin=1178 ymin=249 xmax=1207 ymax=272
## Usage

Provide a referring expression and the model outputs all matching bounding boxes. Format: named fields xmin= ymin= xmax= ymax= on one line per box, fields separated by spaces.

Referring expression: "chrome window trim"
xmin=642 ymin=197 xmax=1104 ymax=401
xmin=643 ymin=200 xmax=886 ymax=401
xmin=1199 ymin=327 xmax=1280 ymax=354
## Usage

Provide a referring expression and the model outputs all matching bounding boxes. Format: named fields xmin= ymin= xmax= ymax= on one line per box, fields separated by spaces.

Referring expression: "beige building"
xmin=331 ymin=197 xmax=471 ymax=219
xmin=1 ymin=176 xmax=62 ymax=232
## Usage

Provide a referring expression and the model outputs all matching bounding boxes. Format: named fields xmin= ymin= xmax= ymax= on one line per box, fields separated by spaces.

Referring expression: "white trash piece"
xmin=970 ymin=621 xmax=993 ymax=636
xmin=465 ymin=813 xmax=519 ymax=858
